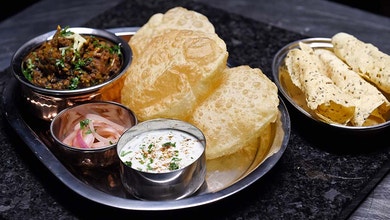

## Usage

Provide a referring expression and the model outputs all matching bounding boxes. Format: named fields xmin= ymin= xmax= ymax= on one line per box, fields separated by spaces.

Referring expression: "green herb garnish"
xmin=162 ymin=142 xmax=176 ymax=148
xmin=110 ymin=44 xmax=122 ymax=55
xmin=79 ymin=119 xmax=90 ymax=129
xmin=22 ymin=58 xmax=35 ymax=81
xmin=69 ymin=76 xmax=80 ymax=89
xmin=55 ymin=58 xmax=65 ymax=68
xmin=169 ymin=157 xmax=181 ymax=171
xmin=120 ymin=150 xmax=132 ymax=157
xmin=60 ymin=26 xmax=74 ymax=37
xmin=74 ymin=57 xmax=91 ymax=70
xmin=147 ymin=143 xmax=154 ymax=153
xmin=169 ymin=161 xmax=180 ymax=170
xmin=124 ymin=161 xmax=132 ymax=167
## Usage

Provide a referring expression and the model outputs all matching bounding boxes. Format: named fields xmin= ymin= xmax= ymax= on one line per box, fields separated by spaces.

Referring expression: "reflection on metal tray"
xmin=1 ymin=27 xmax=291 ymax=211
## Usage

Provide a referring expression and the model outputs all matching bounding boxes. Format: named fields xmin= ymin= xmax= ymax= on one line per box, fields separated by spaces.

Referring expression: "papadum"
xmin=284 ymin=43 xmax=355 ymax=125
xmin=332 ymin=32 xmax=390 ymax=94
xmin=315 ymin=48 xmax=390 ymax=126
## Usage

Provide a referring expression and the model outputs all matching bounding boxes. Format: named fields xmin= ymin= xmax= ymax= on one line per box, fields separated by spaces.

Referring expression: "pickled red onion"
xmin=85 ymin=113 xmax=125 ymax=132
xmin=74 ymin=130 xmax=91 ymax=148
xmin=62 ymin=113 xmax=126 ymax=149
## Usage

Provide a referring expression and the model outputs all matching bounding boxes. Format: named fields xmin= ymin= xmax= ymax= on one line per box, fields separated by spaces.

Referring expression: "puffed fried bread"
xmin=188 ymin=65 xmax=279 ymax=160
xmin=121 ymin=29 xmax=228 ymax=121
xmin=129 ymin=7 xmax=216 ymax=57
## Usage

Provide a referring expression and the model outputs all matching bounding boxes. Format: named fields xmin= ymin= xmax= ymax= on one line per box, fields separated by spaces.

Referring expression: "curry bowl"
xmin=272 ymin=38 xmax=390 ymax=134
xmin=117 ymin=118 xmax=206 ymax=201
xmin=11 ymin=26 xmax=132 ymax=121
xmin=50 ymin=101 xmax=138 ymax=168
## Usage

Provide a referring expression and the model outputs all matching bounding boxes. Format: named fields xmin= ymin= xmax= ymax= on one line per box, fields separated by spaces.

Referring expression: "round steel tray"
xmin=2 ymin=27 xmax=291 ymax=211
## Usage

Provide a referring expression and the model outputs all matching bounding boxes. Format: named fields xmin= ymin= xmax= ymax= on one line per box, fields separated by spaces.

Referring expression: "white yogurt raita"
xmin=119 ymin=129 xmax=204 ymax=173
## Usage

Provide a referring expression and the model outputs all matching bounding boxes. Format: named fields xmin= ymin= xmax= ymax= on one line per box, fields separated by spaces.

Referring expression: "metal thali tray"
xmin=1 ymin=27 xmax=291 ymax=211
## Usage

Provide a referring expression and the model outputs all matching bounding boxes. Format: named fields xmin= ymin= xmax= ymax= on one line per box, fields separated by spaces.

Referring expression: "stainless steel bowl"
xmin=272 ymin=38 xmax=390 ymax=133
xmin=117 ymin=118 xmax=206 ymax=201
xmin=11 ymin=27 xmax=132 ymax=121
xmin=50 ymin=101 xmax=138 ymax=168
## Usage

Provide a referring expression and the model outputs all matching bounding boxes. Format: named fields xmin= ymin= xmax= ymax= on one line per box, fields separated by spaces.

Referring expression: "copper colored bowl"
xmin=11 ymin=27 xmax=132 ymax=121
xmin=50 ymin=101 xmax=138 ymax=168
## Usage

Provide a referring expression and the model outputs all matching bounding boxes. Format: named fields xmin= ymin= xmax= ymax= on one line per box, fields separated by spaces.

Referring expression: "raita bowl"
xmin=117 ymin=118 xmax=207 ymax=201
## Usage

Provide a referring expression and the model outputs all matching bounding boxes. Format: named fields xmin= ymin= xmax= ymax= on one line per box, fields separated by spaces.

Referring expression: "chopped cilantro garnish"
xmin=169 ymin=157 xmax=181 ymax=170
xmin=69 ymin=76 xmax=80 ymax=89
xmin=79 ymin=119 xmax=90 ymax=129
xmin=162 ymin=142 xmax=176 ymax=148
xmin=55 ymin=58 xmax=65 ymax=68
xmin=120 ymin=150 xmax=132 ymax=157
xmin=22 ymin=58 xmax=35 ymax=81
xmin=110 ymin=44 xmax=122 ymax=55
xmin=60 ymin=26 xmax=74 ymax=37
xmin=74 ymin=57 xmax=91 ymax=70
xmin=169 ymin=161 xmax=180 ymax=170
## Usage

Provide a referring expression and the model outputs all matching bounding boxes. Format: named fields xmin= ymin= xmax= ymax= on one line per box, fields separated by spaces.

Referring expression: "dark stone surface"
xmin=1 ymin=0 xmax=390 ymax=219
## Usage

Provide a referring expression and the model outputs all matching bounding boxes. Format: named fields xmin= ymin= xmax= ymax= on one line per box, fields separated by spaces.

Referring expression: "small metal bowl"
xmin=50 ymin=101 xmax=138 ymax=168
xmin=11 ymin=27 xmax=132 ymax=121
xmin=272 ymin=38 xmax=390 ymax=134
xmin=117 ymin=118 xmax=206 ymax=201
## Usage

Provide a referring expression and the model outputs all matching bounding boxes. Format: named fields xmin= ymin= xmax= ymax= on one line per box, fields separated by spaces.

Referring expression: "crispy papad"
xmin=315 ymin=48 xmax=390 ymax=126
xmin=121 ymin=29 xmax=228 ymax=121
xmin=284 ymin=43 xmax=355 ymax=125
xmin=187 ymin=65 xmax=279 ymax=160
xmin=129 ymin=7 xmax=216 ymax=57
xmin=332 ymin=32 xmax=390 ymax=94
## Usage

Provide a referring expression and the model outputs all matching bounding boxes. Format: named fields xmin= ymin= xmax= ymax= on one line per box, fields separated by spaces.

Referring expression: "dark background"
xmin=1 ymin=0 xmax=390 ymax=22
xmin=0 ymin=0 xmax=40 ymax=21
xmin=330 ymin=0 xmax=390 ymax=18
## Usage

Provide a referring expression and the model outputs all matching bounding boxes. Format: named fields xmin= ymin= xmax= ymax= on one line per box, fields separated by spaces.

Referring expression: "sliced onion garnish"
xmin=85 ymin=113 xmax=125 ymax=132
xmin=74 ymin=130 xmax=90 ymax=148
xmin=62 ymin=112 xmax=126 ymax=149
xmin=95 ymin=127 xmax=121 ymax=139
xmin=62 ymin=130 xmax=77 ymax=146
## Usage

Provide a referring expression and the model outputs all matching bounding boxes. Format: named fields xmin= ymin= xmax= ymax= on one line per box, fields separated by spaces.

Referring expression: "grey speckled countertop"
xmin=1 ymin=0 xmax=390 ymax=219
